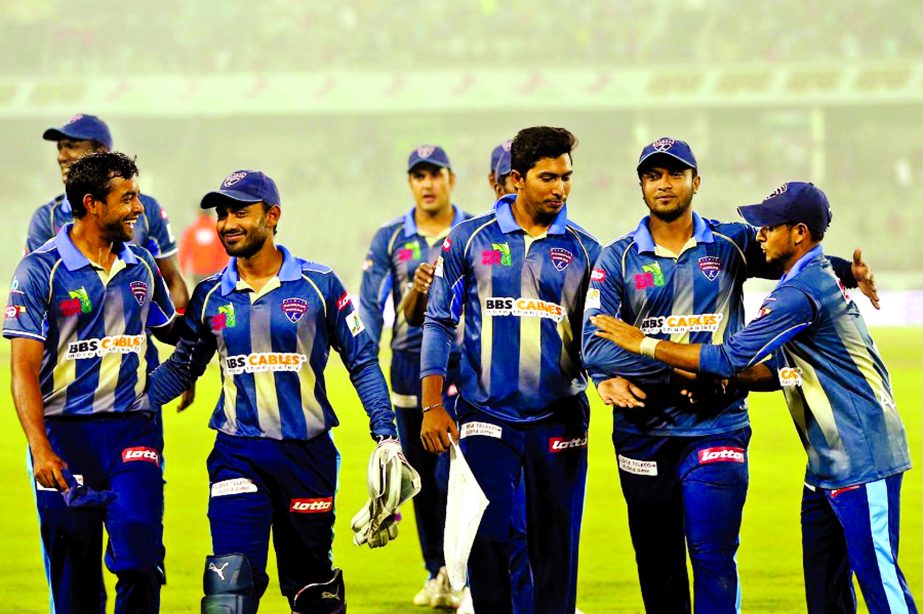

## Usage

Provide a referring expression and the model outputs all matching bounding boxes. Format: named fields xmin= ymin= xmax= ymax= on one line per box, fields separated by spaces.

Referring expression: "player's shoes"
xmin=430 ymin=566 xmax=463 ymax=610
xmin=413 ymin=573 xmax=441 ymax=606
xmin=457 ymin=586 xmax=474 ymax=613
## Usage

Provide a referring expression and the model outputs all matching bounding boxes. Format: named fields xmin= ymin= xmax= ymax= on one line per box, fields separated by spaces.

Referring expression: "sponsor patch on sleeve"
xmin=585 ymin=288 xmax=601 ymax=311
xmin=434 ymin=256 xmax=444 ymax=278
xmin=460 ymin=421 xmax=503 ymax=440
xmin=617 ymin=454 xmax=657 ymax=476
xmin=211 ymin=478 xmax=258 ymax=497
xmin=346 ymin=310 xmax=365 ymax=337
xmin=591 ymin=268 xmax=606 ymax=283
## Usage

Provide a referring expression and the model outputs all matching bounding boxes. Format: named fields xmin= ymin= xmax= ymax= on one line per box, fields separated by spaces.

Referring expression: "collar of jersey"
xmin=632 ymin=211 xmax=714 ymax=254
xmin=403 ymin=204 xmax=463 ymax=238
xmin=220 ymin=244 xmax=301 ymax=296
xmin=495 ymin=194 xmax=567 ymax=236
xmin=777 ymin=245 xmax=824 ymax=286
xmin=55 ymin=223 xmax=137 ymax=271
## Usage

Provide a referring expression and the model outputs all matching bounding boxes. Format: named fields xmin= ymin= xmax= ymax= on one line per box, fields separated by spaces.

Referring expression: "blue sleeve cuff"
xmin=699 ymin=344 xmax=735 ymax=379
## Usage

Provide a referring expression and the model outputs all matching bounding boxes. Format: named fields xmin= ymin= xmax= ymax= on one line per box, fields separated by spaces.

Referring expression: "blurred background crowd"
xmin=1 ymin=0 xmax=921 ymax=288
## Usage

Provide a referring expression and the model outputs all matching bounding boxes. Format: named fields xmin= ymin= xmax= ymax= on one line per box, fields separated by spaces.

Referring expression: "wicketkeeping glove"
xmin=351 ymin=438 xmax=421 ymax=548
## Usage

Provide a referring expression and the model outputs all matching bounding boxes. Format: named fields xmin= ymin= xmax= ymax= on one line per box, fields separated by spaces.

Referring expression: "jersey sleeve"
xmin=2 ymin=256 xmax=50 ymax=341
xmin=139 ymin=249 xmax=177 ymax=328
xmin=582 ymin=246 xmax=672 ymax=386
xmin=148 ymin=282 xmax=217 ymax=406
xmin=25 ymin=205 xmax=54 ymax=254
xmin=699 ymin=285 xmax=818 ymax=379
xmin=325 ymin=271 xmax=396 ymax=439
xmin=421 ymin=231 xmax=466 ymax=378
xmin=142 ymin=196 xmax=178 ymax=259
xmin=357 ymin=226 xmax=393 ymax=349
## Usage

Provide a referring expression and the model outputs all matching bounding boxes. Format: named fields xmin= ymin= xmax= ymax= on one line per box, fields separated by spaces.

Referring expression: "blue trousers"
xmin=459 ymin=396 xmax=587 ymax=614
xmin=31 ymin=412 xmax=164 ymax=614
xmin=614 ymin=426 xmax=751 ymax=614
xmin=206 ymin=431 xmax=339 ymax=607
xmin=802 ymin=473 xmax=916 ymax=614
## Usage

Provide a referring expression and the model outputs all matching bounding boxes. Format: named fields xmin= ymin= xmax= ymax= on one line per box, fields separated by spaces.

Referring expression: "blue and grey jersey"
xmin=421 ymin=195 xmax=601 ymax=423
xmin=359 ymin=205 xmax=470 ymax=354
xmin=150 ymin=245 xmax=396 ymax=442
xmin=3 ymin=225 xmax=175 ymax=416
xmin=26 ymin=193 xmax=178 ymax=258
xmin=582 ymin=213 xmax=860 ymax=437
xmin=700 ymin=246 xmax=910 ymax=488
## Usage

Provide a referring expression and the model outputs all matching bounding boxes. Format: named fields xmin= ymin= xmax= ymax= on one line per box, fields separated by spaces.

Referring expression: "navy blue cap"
xmin=200 ymin=170 xmax=281 ymax=209
xmin=737 ymin=182 xmax=832 ymax=236
xmin=43 ymin=114 xmax=113 ymax=150
xmin=490 ymin=139 xmax=512 ymax=172
xmin=637 ymin=137 xmax=697 ymax=172
xmin=407 ymin=145 xmax=451 ymax=172
xmin=494 ymin=149 xmax=512 ymax=178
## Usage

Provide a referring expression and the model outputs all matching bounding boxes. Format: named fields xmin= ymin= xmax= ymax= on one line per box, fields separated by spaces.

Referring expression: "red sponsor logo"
xmin=634 ymin=272 xmax=655 ymax=290
xmin=830 ymin=485 xmax=862 ymax=498
xmin=5 ymin=304 xmax=22 ymax=318
xmin=211 ymin=313 xmax=227 ymax=331
xmin=442 ymin=238 xmax=452 ymax=252
xmin=591 ymin=268 xmax=606 ymax=283
xmin=122 ymin=447 xmax=160 ymax=465
xmin=336 ymin=292 xmax=351 ymax=311
xmin=482 ymin=250 xmax=502 ymax=265
xmin=290 ymin=497 xmax=334 ymax=513
xmin=549 ymin=434 xmax=588 ymax=453
xmin=60 ymin=298 xmax=83 ymax=317
xmin=698 ymin=446 xmax=745 ymax=464
xmin=397 ymin=248 xmax=415 ymax=261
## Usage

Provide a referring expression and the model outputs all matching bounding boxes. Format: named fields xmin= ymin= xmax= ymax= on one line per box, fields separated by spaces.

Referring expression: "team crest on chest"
xmin=281 ymin=298 xmax=308 ymax=323
xmin=697 ymin=256 xmax=721 ymax=281
xmin=129 ymin=281 xmax=148 ymax=305
xmin=549 ymin=248 xmax=574 ymax=272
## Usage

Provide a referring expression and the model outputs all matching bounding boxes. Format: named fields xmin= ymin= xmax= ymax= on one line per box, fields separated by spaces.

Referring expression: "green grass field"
xmin=0 ymin=329 xmax=920 ymax=613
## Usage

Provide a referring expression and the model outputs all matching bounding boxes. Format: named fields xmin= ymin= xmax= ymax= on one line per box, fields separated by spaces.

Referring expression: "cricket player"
xmin=590 ymin=181 xmax=916 ymax=614
xmin=421 ymin=126 xmax=600 ymax=614
xmin=359 ymin=145 xmax=470 ymax=608
xmin=489 ymin=139 xmax=513 ymax=199
xmin=581 ymin=138 xmax=878 ymax=612
xmin=4 ymin=152 xmax=177 ymax=613
xmin=149 ymin=170 xmax=398 ymax=613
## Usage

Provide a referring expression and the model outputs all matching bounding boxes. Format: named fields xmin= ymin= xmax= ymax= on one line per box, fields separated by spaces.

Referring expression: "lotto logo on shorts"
xmin=549 ymin=434 xmax=588 ymax=453
xmin=698 ymin=447 xmax=745 ymax=465
xmin=122 ymin=447 xmax=160 ymax=465
xmin=290 ymin=497 xmax=333 ymax=513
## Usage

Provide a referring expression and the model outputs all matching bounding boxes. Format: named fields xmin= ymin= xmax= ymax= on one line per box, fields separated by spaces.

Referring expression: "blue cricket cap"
xmin=737 ymin=182 xmax=832 ymax=236
xmin=43 ymin=114 xmax=113 ymax=150
xmin=637 ymin=137 xmax=697 ymax=172
xmin=408 ymin=145 xmax=451 ymax=172
xmin=490 ymin=139 xmax=512 ymax=172
xmin=494 ymin=149 xmax=512 ymax=178
xmin=201 ymin=170 xmax=281 ymax=209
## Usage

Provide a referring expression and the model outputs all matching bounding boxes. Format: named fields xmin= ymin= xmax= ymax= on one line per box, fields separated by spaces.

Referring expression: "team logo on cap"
xmin=765 ymin=183 xmax=789 ymax=200
xmin=416 ymin=146 xmax=436 ymax=159
xmin=129 ymin=281 xmax=148 ymax=306
xmin=281 ymin=298 xmax=308 ymax=323
xmin=697 ymin=257 xmax=721 ymax=281
xmin=549 ymin=248 xmax=574 ymax=272
xmin=65 ymin=114 xmax=85 ymax=125
xmin=223 ymin=171 xmax=248 ymax=187
xmin=651 ymin=137 xmax=675 ymax=152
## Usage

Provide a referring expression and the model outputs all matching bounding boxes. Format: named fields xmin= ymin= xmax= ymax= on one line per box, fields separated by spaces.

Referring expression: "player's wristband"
xmin=639 ymin=336 xmax=661 ymax=359
xmin=422 ymin=402 xmax=444 ymax=414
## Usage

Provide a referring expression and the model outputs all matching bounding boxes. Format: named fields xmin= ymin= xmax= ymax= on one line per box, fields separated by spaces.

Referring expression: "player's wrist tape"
xmin=422 ymin=402 xmax=443 ymax=414
xmin=639 ymin=336 xmax=661 ymax=359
